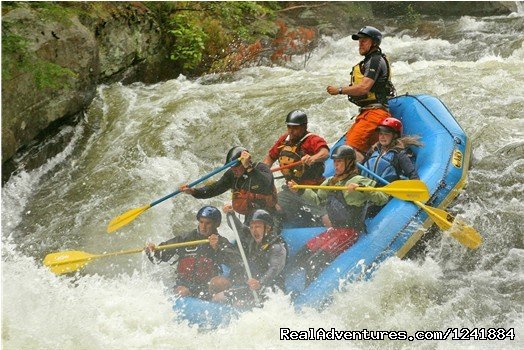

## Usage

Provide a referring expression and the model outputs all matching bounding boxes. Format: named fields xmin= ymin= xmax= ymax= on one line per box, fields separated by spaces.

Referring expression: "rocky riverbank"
xmin=1 ymin=1 xmax=516 ymax=183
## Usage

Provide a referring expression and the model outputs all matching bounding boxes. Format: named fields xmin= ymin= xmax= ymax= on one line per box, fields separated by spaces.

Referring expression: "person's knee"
xmin=355 ymin=150 xmax=365 ymax=163
xmin=321 ymin=214 xmax=332 ymax=228
xmin=174 ymin=285 xmax=191 ymax=297
xmin=208 ymin=276 xmax=232 ymax=294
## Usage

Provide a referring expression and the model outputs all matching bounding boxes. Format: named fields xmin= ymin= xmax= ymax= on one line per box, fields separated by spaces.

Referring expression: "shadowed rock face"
xmin=1 ymin=2 xmax=172 ymax=164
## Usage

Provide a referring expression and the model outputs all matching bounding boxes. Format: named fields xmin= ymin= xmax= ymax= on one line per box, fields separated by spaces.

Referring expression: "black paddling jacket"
xmin=148 ymin=229 xmax=243 ymax=283
xmin=191 ymin=162 xmax=277 ymax=217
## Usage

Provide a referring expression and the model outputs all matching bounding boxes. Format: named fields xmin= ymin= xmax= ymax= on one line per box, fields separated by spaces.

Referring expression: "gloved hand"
xmin=239 ymin=150 xmax=252 ymax=169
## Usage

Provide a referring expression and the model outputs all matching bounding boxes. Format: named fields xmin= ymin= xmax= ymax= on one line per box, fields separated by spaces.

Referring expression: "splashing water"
xmin=2 ymin=14 xmax=523 ymax=350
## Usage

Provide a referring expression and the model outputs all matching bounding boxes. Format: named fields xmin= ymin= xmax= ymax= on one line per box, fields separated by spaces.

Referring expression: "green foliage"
xmin=169 ymin=13 xmax=208 ymax=70
xmin=2 ymin=32 xmax=76 ymax=90
xmin=166 ymin=2 xmax=279 ymax=74
xmin=398 ymin=4 xmax=421 ymax=28
xmin=31 ymin=60 xmax=77 ymax=90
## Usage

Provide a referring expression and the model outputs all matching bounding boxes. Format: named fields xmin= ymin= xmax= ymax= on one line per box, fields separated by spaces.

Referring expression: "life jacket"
xmin=349 ymin=50 xmax=396 ymax=107
xmin=326 ymin=190 xmax=364 ymax=230
xmin=231 ymin=167 xmax=278 ymax=215
xmin=232 ymin=189 xmax=277 ymax=215
xmin=363 ymin=147 xmax=401 ymax=184
xmin=277 ymin=133 xmax=325 ymax=185
xmin=176 ymin=245 xmax=221 ymax=284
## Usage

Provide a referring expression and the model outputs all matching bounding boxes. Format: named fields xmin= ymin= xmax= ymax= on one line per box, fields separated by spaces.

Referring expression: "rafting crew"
xmin=213 ymin=209 xmax=287 ymax=305
xmin=180 ymin=147 xmax=278 ymax=223
xmin=327 ymin=26 xmax=396 ymax=163
xmin=289 ymin=145 xmax=388 ymax=284
xmin=263 ymin=110 xmax=330 ymax=228
xmin=145 ymin=206 xmax=242 ymax=299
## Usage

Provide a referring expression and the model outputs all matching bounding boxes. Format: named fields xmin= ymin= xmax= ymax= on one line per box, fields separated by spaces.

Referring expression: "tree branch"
xmin=277 ymin=3 xmax=328 ymax=13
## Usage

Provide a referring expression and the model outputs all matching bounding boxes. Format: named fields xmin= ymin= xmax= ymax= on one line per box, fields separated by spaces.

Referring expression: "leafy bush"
xmin=169 ymin=13 xmax=208 ymax=70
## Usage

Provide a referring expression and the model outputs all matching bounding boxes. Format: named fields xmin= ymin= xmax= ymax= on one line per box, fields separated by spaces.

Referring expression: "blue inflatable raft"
xmin=173 ymin=94 xmax=472 ymax=328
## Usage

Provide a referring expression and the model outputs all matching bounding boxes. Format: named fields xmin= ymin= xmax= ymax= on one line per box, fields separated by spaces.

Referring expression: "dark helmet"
xmin=331 ymin=145 xmax=356 ymax=161
xmin=351 ymin=26 xmax=382 ymax=46
xmin=377 ymin=117 xmax=403 ymax=135
xmin=196 ymin=205 xmax=222 ymax=225
xmin=285 ymin=110 xmax=308 ymax=126
xmin=250 ymin=209 xmax=273 ymax=227
xmin=225 ymin=146 xmax=247 ymax=164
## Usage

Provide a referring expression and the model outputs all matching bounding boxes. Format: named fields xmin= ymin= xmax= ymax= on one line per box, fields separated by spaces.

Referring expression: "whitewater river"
xmin=2 ymin=13 xmax=523 ymax=350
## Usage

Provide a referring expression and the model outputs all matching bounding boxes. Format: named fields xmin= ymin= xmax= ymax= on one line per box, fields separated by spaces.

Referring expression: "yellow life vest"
xmin=277 ymin=133 xmax=325 ymax=184
xmin=349 ymin=51 xmax=395 ymax=107
xmin=278 ymin=143 xmax=306 ymax=180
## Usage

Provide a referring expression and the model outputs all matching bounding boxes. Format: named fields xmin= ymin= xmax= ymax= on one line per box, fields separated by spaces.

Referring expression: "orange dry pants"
xmin=345 ymin=108 xmax=392 ymax=154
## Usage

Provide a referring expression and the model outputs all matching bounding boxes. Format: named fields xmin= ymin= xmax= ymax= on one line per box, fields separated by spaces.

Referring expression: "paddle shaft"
xmin=357 ymin=163 xmax=427 ymax=205
xmin=149 ymin=159 xmax=239 ymax=207
xmin=293 ymin=184 xmax=406 ymax=192
xmin=227 ymin=213 xmax=261 ymax=306
xmin=271 ymin=160 xmax=303 ymax=173
xmin=46 ymin=239 xmax=210 ymax=267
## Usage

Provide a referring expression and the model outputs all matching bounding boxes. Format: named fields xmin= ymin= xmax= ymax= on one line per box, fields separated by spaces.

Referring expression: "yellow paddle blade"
xmin=43 ymin=250 xmax=96 ymax=275
xmin=358 ymin=180 xmax=430 ymax=202
xmin=415 ymin=202 xmax=482 ymax=250
xmin=417 ymin=203 xmax=453 ymax=230
xmin=449 ymin=219 xmax=483 ymax=250
xmin=107 ymin=204 xmax=151 ymax=233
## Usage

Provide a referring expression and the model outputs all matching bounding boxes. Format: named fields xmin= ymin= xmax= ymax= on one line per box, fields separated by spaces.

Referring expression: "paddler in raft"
xmin=361 ymin=117 xmax=422 ymax=217
xmin=145 ymin=205 xmax=243 ymax=299
xmin=289 ymin=145 xmax=388 ymax=285
xmin=180 ymin=147 xmax=278 ymax=224
xmin=263 ymin=109 xmax=330 ymax=228
xmin=213 ymin=209 xmax=287 ymax=306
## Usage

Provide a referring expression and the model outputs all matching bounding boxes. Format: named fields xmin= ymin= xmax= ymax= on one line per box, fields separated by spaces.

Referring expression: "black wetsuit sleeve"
xmin=396 ymin=151 xmax=419 ymax=180
xmin=147 ymin=233 xmax=190 ymax=263
xmin=248 ymin=163 xmax=274 ymax=191
xmin=259 ymin=243 xmax=287 ymax=287
xmin=191 ymin=170 xmax=233 ymax=198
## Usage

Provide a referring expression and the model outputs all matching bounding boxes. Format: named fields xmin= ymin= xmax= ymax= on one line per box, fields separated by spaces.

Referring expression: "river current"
xmin=2 ymin=13 xmax=523 ymax=350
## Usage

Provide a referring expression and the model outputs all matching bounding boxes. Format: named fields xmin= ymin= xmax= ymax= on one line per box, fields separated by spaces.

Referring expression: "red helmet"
xmin=377 ymin=117 xmax=402 ymax=135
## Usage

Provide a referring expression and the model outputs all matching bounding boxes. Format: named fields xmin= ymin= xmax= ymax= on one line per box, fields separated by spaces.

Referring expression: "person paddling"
xmin=263 ymin=110 xmax=330 ymax=227
xmin=145 ymin=206 xmax=242 ymax=299
xmin=290 ymin=145 xmax=388 ymax=285
xmin=213 ymin=209 xmax=287 ymax=305
xmin=363 ymin=117 xmax=422 ymax=183
xmin=180 ymin=147 xmax=278 ymax=223
xmin=362 ymin=117 xmax=423 ymax=217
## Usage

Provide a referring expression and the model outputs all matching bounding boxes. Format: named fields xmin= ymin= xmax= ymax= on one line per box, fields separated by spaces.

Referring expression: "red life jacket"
xmin=176 ymin=252 xmax=220 ymax=284
xmin=232 ymin=188 xmax=278 ymax=215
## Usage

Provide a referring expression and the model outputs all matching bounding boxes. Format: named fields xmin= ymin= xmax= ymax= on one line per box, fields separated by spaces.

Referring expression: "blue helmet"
xmin=196 ymin=206 xmax=222 ymax=225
